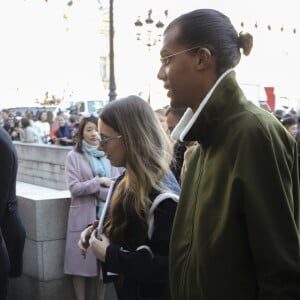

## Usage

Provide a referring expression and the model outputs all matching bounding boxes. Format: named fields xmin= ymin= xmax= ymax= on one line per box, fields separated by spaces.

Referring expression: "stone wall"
xmin=9 ymin=182 xmax=117 ymax=300
xmin=9 ymin=182 xmax=73 ymax=300
xmin=9 ymin=143 xmax=117 ymax=300
xmin=13 ymin=142 xmax=72 ymax=190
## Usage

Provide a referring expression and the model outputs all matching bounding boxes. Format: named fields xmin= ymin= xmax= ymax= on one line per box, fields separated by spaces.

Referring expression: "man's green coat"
xmin=170 ymin=72 xmax=300 ymax=299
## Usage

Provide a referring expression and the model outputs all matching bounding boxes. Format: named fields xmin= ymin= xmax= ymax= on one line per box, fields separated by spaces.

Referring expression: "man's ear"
xmin=195 ymin=48 xmax=213 ymax=70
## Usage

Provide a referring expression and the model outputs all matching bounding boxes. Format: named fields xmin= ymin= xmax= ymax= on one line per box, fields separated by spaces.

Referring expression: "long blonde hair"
xmin=100 ymin=95 xmax=173 ymax=249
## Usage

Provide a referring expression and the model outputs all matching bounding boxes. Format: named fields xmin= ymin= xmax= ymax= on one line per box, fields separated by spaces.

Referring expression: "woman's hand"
xmin=78 ymin=220 xmax=99 ymax=259
xmin=99 ymin=177 xmax=112 ymax=187
xmin=89 ymin=230 xmax=110 ymax=262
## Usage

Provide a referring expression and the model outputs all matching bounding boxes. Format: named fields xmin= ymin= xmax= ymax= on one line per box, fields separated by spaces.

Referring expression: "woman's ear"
xmin=196 ymin=48 xmax=213 ymax=70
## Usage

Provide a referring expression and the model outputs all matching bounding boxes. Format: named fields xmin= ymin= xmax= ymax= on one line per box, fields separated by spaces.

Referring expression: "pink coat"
xmin=63 ymin=150 xmax=120 ymax=276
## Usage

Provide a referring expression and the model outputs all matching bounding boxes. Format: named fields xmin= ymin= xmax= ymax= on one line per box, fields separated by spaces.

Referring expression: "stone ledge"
xmin=17 ymin=181 xmax=70 ymax=201
xmin=13 ymin=182 xmax=117 ymax=299
xmin=17 ymin=182 xmax=70 ymax=241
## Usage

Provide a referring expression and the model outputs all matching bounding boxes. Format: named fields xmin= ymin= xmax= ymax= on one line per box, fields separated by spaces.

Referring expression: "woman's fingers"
xmin=78 ymin=223 xmax=96 ymax=258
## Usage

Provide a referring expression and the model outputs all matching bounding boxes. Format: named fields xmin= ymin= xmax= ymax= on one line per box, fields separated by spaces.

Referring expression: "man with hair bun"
xmin=157 ymin=8 xmax=300 ymax=299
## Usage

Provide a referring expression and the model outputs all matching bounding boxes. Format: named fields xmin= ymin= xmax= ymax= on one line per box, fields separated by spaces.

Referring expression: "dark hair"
xmin=37 ymin=110 xmax=47 ymax=121
xmin=165 ymin=106 xmax=187 ymax=117
xmin=25 ymin=111 xmax=34 ymax=120
xmin=21 ymin=117 xmax=31 ymax=128
xmin=74 ymin=115 xmax=98 ymax=153
xmin=165 ymin=9 xmax=253 ymax=76
xmin=14 ymin=118 xmax=20 ymax=127
xmin=69 ymin=115 xmax=77 ymax=123
xmin=282 ymin=117 xmax=297 ymax=128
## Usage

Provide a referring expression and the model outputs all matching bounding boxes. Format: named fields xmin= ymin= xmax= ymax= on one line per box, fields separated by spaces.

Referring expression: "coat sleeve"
xmin=65 ymin=152 xmax=101 ymax=197
xmin=96 ymin=166 xmax=121 ymax=201
xmin=104 ymin=198 xmax=177 ymax=284
xmin=0 ymin=134 xmax=13 ymax=220
xmin=238 ymin=120 xmax=300 ymax=298
xmin=0 ymin=129 xmax=18 ymax=222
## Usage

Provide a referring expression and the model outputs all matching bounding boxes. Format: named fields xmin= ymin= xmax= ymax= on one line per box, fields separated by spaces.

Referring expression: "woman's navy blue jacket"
xmin=102 ymin=171 xmax=180 ymax=300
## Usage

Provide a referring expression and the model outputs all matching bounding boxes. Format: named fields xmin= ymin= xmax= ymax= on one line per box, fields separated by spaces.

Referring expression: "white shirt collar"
xmin=171 ymin=68 xmax=234 ymax=142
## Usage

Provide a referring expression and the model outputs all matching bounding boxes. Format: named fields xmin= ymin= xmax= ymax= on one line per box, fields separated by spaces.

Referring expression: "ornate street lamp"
xmin=134 ymin=9 xmax=168 ymax=103
xmin=134 ymin=9 xmax=168 ymax=51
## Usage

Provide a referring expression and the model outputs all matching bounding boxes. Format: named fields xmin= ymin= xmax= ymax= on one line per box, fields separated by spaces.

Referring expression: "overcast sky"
xmin=0 ymin=0 xmax=299 ymax=109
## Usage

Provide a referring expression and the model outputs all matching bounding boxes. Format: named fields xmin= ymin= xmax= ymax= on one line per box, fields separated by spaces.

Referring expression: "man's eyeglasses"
xmin=160 ymin=46 xmax=202 ymax=66
xmin=97 ymin=134 xmax=122 ymax=147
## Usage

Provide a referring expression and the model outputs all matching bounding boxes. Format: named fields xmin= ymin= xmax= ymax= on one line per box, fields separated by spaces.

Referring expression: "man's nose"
xmin=157 ymin=65 xmax=166 ymax=81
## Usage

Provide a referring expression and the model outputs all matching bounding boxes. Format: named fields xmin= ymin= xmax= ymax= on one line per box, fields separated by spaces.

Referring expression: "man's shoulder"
xmin=0 ymin=128 xmax=13 ymax=147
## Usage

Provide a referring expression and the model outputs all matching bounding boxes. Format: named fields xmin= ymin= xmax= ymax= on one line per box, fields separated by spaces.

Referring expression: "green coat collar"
xmin=183 ymin=71 xmax=249 ymax=146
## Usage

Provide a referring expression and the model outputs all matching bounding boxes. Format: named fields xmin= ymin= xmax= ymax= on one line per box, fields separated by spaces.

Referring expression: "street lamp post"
xmin=134 ymin=9 xmax=168 ymax=104
xmin=108 ymin=0 xmax=117 ymax=101
xmin=67 ymin=0 xmax=117 ymax=102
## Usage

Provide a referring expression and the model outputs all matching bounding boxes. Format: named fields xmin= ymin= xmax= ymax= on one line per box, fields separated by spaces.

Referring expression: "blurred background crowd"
xmin=1 ymin=104 xmax=300 ymax=183
xmin=0 ymin=106 xmax=81 ymax=146
xmin=2 ymin=105 xmax=300 ymax=145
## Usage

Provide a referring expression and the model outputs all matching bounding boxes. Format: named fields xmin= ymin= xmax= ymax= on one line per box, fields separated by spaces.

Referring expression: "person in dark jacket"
xmin=0 ymin=128 xmax=26 ymax=299
xmin=165 ymin=106 xmax=187 ymax=184
xmin=53 ymin=114 xmax=73 ymax=146
xmin=157 ymin=8 xmax=300 ymax=300
xmin=281 ymin=116 xmax=298 ymax=139
xmin=78 ymin=96 xmax=180 ymax=300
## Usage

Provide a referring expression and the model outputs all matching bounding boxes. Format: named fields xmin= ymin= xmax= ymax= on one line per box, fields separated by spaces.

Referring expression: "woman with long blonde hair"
xmin=79 ymin=95 xmax=180 ymax=300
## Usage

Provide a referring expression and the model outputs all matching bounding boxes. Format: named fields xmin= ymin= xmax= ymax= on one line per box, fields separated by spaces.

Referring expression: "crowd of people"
xmin=2 ymin=7 xmax=300 ymax=300
xmin=0 ymin=107 xmax=82 ymax=146
xmin=2 ymin=102 xmax=300 ymax=153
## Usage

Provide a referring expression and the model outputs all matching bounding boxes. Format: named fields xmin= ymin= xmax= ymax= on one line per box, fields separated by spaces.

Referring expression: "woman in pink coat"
xmin=64 ymin=114 xmax=120 ymax=300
